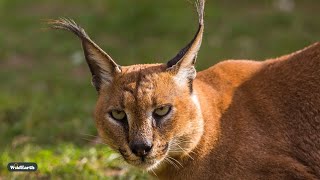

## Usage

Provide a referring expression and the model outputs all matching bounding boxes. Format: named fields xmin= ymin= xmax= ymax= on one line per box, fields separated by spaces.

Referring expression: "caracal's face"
xmin=94 ymin=64 xmax=203 ymax=170
xmin=49 ymin=0 xmax=204 ymax=170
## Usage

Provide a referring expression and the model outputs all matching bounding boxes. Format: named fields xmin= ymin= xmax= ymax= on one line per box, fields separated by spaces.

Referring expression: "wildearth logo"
xmin=7 ymin=162 xmax=37 ymax=172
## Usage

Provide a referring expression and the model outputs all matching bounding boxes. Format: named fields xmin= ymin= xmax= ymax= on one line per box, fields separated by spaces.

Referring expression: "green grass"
xmin=0 ymin=144 xmax=148 ymax=179
xmin=1 ymin=0 xmax=320 ymax=179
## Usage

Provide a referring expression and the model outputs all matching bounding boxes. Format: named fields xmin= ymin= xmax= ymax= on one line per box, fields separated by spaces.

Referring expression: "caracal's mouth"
xmin=120 ymin=143 xmax=169 ymax=170
xmin=127 ymin=157 xmax=163 ymax=170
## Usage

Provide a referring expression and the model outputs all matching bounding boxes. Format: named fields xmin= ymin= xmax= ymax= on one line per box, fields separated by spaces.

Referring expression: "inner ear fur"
xmin=166 ymin=0 xmax=205 ymax=92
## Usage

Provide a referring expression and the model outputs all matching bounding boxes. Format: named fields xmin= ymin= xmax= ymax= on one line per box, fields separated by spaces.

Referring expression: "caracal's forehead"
xmin=102 ymin=63 xmax=181 ymax=110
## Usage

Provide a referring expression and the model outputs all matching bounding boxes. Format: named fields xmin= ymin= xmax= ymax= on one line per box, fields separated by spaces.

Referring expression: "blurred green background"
xmin=0 ymin=0 xmax=319 ymax=179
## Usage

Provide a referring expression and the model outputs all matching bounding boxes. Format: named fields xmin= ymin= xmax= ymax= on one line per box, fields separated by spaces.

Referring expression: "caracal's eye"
xmin=110 ymin=110 xmax=126 ymax=121
xmin=154 ymin=106 xmax=171 ymax=117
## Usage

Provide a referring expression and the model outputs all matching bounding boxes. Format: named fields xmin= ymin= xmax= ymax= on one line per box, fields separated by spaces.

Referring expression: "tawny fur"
xmin=49 ymin=0 xmax=320 ymax=179
xmin=156 ymin=42 xmax=320 ymax=179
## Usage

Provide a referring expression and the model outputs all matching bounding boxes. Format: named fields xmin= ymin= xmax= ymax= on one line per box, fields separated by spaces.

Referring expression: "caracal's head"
xmin=49 ymin=0 xmax=205 ymax=171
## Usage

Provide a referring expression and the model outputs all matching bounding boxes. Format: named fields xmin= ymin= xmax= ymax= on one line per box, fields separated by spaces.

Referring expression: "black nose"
xmin=129 ymin=141 xmax=153 ymax=157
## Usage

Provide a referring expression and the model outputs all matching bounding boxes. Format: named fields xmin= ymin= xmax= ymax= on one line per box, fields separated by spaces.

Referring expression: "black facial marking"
xmin=119 ymin=148 xmax=130 ymax=158
xmin=161 ymin=143 xmax=169 ymax=152
xmin=188 ymin=78 xmax=194 ymax=93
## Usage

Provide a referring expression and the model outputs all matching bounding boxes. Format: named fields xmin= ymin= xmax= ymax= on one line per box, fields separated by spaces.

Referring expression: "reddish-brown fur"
xmin=156 ymin=42 xmax=320 ymax=179
xmin=49 ymin=1 xmax=320 ymax=179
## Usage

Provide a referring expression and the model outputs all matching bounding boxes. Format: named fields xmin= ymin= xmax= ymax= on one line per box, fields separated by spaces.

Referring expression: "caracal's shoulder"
xmin=196 ymin=59 xmax=265 ymax=88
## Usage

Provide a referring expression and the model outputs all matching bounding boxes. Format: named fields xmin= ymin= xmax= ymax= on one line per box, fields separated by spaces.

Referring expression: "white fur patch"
xmin=99 ymin=70 xmax=113 ymax=84
xmin=189 ymin=92 xmax=204 ymax=148
xmin=125 ymin=111 xmax=135 ymax=128
xmin=173 ymin=67 xmax=196 ymax=88
xmin=191 ymin=93 xmax=202 ymax=112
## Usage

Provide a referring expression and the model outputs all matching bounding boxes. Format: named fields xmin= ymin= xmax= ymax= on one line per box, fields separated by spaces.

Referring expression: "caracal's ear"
xmin=48 ymin=18 xmax=121 ymax=92
xmin=166 ymin=0 xmax=205 ymax=89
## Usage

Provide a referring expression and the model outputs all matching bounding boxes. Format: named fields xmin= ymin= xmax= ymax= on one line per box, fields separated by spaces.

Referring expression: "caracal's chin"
xmin=126 ymin=156 xmax=165 ymax=171
xmin=123 ymin=144 xmax=169 ymax=171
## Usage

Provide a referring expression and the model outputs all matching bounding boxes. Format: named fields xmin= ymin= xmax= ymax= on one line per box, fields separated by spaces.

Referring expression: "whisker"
xmin=80 ymin=133 xmax=99 ymax=138
xmin=174 ymin=139 xmax=194 ymax=144
xmin=170 ymin=139 xmax=198 ymax=158
xmin=150 ymin=169 xmax=158 ymax=178
xmin=168 ymin=150 xmax=184 ymax=153
xmin=176 ymin=144 xmax=194 ymax=160
xmin=81 ymin=137 xmax=95 ymax=143
xmin=167 ymin=156 xmax=183 ymax=168
xmin=165 ymin=157 xmax=180 ymax=169
xmin=81 ymin=137 xmax=113 ymax=148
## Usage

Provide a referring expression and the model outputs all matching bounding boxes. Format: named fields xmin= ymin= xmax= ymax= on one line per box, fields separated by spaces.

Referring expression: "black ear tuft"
xmin=47 ymin=18 xmax=89 ymax=40
xmin=166 ymin=0 xmax=205 ymax=69
xmin=48 ymin=18 xmax=121 ymax=92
